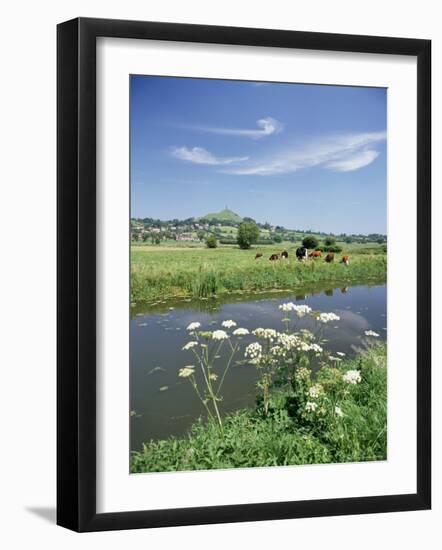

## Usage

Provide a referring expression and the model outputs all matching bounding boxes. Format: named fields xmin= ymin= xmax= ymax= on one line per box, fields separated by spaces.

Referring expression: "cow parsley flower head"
xmin=178 ymin=366 xmax=195 ymax=378
xmin=212 ymin=330 xmax=229 ymax=340
xmin=336 ymin=351 xmax=346 ymax=357
xmin=343 ymin=369 xmax=362 ymax=384
xmin=305 ymin=401 xmax=317 ymax=412
xmin=252 ymin=328 xmax=277 ymax=341
xmin=364 ymin=330 xmax=380 ymax=337
xmin=308 ymin=384 xmax=324 ymax=399
xmin=222 ymin=320 xmax=237 ymax=329
xmin=182 ymin=341 xmax=198 ymax=351
xmin=279 ymin=302 xmax=295 ymax=312
xmin=318 ymin=312 xmax=340 ymax=323
xmin=293 ymin=304 xmax=312 ymax=317
xmin=233 ymin=327 xmax=249 ymax=336
xmin=329 ymin=355 xmax=343 ymax=362
xmin=296 ymin=367 xmax=311 ymax=380
xmin=245 ymin=342 xmax=263 ymax=363
xmin=186 ymin=322 xmax=201 ymax=331
xmin=209 ymin=373 xmax=218 ymax=381
xmin=335 ymin=406 xmax=344 ymax=417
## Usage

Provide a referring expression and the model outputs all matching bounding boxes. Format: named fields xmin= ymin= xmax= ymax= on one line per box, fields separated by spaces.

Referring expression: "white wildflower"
xmin=209 ymin=373 xmax=218 ymax=381
xmin=299 ymin=342 xmax=323 ymax=355
xmin=279 ymin=303 xmax=312 ymax=317
xmin=279 ymin=302 xmax=296 ymax=312
xmin=308 ymin=384 xmax=323 ymax=399
xmin=212 ymin=330 xmax=229 ymax=340
xmin=182 ymin=341 xmax=198 ymax=351
xmin=329 ymin=356 xmax=342 ymax=362
xmin=318 ymin=312 xmax=340 ymax=323
xmin=252 ymin=328 xmax=278 ymax=341
xmin=293 ymin=304 xmax=312 ymax=317
xmin=336 ymin=352 xmax=346 ymax=357
xmin=276 ymin=332 xmax=301 ymax=352
xmin=222 ymin=320 xmax=237 ymax=329
xmin=305 ymin=401 xmax=317 ymax=412
xmin=335 ymin=406 xmax=344 ymax=417
xmin=233 ymin=327 xmax=249 ymax=336
xmin=245 ymin=342 xmax=263 ymax=363
xmin=296 ymin=367 xmax=311 ymax=379
xmin=186 ymin=322 xmax=201 ymax=331
xmin=343 ymin=369 xmax=362 ymax=384
xmin=178 ymin=366 xmax=195 ymax=378
xmin=364 ymin=330 xmax=380 ymax=337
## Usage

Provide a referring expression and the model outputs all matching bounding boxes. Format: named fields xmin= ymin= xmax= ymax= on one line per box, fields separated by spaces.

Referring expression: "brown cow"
xmin=309 ymin=250 xmax=322 ymax=258
xmin=341 ymin=255 xmax=350 ymax=266
xmin=325 ymin=253 xmax=334 ymax=263
xmin=269 ymin=253 xmax=280 ymax=261
xmin=255 ymin=253 xmax=263 ymax=260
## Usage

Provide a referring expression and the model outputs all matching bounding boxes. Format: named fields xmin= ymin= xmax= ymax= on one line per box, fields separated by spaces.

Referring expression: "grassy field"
xmin=131 ymin=344 xmax=387 ymax=472
xmin=131 ymin=244 xmax=387 ymax=303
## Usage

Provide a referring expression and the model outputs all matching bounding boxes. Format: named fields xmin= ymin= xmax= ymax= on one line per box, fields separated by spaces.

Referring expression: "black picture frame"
xmin=57 ymin=17 xmax=431 ymax=532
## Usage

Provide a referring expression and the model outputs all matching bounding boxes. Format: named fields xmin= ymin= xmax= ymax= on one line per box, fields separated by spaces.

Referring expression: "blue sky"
xmin=130 ymin=76 xmax=386 ymax=234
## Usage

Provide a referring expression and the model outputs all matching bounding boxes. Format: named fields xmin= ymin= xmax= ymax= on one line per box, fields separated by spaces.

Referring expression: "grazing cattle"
xmin=341 ymin=255 xmax=350 ymax=266
xmin=325 ymin=253 xmax=335 ymax=263
xmin=281 ymin=250 xmax=289 ymax=259
xmin=269 ymin=253 xmax=280 ymax=261
xmin=296 ymin=247 xmax=308 ymax=261
xmin=309 ymin=250 xmax=322 ymax=258
xmin=255 ymin=253 xmax=263 ymax=260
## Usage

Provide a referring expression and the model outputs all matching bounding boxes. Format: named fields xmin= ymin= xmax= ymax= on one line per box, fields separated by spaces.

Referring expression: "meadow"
xmin=131 ymin=243 xmax=387 ymax=304
xmin=131 ymin=340 xmax=387 ymax=473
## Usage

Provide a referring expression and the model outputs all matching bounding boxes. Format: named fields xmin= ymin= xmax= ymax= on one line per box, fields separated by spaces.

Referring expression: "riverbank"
xmin=131 ymin=343 xmax=387 ymax=473
xmin=131 ymin=247 xmax=387 ymax=303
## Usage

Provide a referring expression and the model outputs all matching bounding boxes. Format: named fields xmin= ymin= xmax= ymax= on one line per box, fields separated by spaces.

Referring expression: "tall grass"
xmin=131 ymin=247 xmax=387 ymax=303
xmin=131 ymin=344 xmax=387 ymax=472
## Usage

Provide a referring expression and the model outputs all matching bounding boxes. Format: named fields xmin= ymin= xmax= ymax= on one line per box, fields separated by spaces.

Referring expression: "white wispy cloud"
xmin=325 ymin=149 xmax=380 ymax=172
xmin=171 ymin=146 xmax=248 ymax=166
xmin=223 ymin=131 xmax=386 ymax=176
xmin=194 ymin=117 xmax=283 ymax=139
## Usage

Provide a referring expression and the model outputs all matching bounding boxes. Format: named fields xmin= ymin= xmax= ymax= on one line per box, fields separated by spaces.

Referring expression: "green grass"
xmin=131 ymin=245 xmax=387 ymax=303
xmin=131 ymin=344 xmax=387 ymax=472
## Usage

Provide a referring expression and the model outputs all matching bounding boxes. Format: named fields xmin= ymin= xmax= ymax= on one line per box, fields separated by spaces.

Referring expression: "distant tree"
xmin=345 ymin=237 xmax=353 ymax=244
xmin=197 ymin=231 xmax=205 ymax=241
xmin=237 ymin=222 xmax=260 ymax=249
xmin=142 ymin=233 xmax=149 ymax=242
xmin=273 ymin=234 xmax=283 ymax=243
xmin=132 ymin=233 xmax=139 ymax=242
xmin=376 ymin=238 xmax=384 ymax=244
xmin=155 ymin=236 xmax=161 ymax=245
xmin=205 ymin=235 xmax=218 ymax=248
xmin=243 ymin=216 xmax=256 ymax=224
xmin=302 ymin=235 xmax=319 ymax=249
xmin=324 ymin=236 xmax=336 ymax=246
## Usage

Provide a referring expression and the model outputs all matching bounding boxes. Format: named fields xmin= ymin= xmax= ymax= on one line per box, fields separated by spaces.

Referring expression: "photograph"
xmin=129 ymin=76 xmax=388 ymax=474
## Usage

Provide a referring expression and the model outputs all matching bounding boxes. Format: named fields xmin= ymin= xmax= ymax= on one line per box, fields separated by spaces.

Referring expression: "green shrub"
xmin=302 ymin=235 xmax=319 ymax=249
xmin=205 ymin=235 xmax=218 ymax=248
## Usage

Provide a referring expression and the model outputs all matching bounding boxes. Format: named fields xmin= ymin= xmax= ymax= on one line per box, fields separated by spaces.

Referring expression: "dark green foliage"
xmin=302 ymin=235 xmax=319 ymax=249
xmin=237 ymin=222 xmax=260 ymax=249
xmin=205 ymin=235 xmax=218 ymax=248
xmin=324 ymin=236 xmax=336 ymax=246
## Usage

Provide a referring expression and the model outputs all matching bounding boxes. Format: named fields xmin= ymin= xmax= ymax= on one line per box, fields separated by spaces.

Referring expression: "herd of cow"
xmin=255 ymin=248 xmax=350 ymax=265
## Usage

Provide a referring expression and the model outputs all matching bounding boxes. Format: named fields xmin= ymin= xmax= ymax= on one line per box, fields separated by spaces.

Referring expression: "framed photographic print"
xmin=57 ymin=17 xmax=431 ymax=532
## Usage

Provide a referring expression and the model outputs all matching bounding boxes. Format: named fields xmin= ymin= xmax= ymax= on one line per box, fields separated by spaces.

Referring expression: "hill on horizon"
xmin=199 ymin=208 xmax=243 ymax=223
